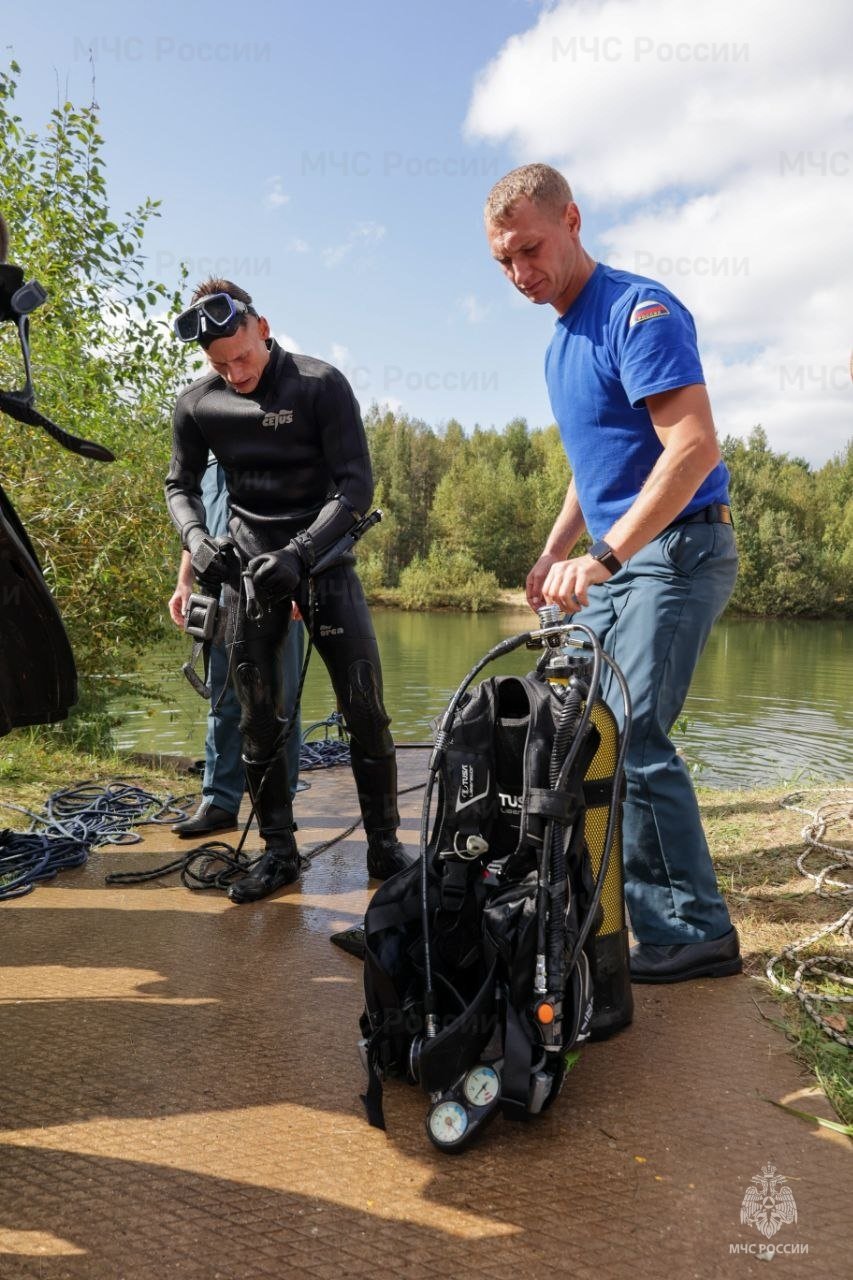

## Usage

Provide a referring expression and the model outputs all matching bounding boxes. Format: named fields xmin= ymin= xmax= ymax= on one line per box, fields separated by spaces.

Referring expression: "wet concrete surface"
xmin=0 ymin=748 xmax=849 ymax=1279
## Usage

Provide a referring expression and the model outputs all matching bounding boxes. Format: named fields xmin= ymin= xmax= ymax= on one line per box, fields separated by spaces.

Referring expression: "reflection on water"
xmin=111 ymin=612 xmax=852 ymax=790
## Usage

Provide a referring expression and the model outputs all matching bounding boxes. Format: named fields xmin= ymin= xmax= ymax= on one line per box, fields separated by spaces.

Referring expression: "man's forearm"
xmin=605 ymin=430 xmax=720 ymax=561
xmin=603 ymin=384 xmax=722 ymax=563
xmin=543 ymin=478 xmax=587 ymax=558
xmin=176 ymin=549 xmax=193 ymax=588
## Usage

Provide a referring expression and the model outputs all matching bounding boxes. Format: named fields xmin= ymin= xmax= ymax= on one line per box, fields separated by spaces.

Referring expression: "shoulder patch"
xmin=629 ymin=299 xmax=670 ymax=327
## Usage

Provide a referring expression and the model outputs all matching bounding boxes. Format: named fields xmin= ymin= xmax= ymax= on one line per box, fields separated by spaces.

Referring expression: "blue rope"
xmin=0 ymin=781 xmax=190 ymax=901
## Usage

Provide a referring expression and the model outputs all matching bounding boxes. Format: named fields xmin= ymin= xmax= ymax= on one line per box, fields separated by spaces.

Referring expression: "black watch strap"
xmin=588 ymin=539 xmax=622 ymax=574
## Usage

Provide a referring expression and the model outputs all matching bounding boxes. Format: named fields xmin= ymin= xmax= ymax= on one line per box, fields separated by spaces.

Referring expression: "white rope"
xmin=766 ymin=790 xmax=853 ymax=1049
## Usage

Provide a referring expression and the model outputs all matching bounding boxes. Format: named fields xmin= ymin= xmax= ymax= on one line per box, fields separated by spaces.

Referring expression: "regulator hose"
xmin=544 ymin=680 xmax=586 ymax=994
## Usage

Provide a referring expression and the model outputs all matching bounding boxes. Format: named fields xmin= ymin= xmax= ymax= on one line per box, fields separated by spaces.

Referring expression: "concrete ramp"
xmin=0 ymin=750 xmax=848 ymax=1278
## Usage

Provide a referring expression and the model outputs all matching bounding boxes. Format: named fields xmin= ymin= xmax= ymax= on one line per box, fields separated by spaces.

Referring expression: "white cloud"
xmin=466 ymin=0 xmax=853 ymax=462
xmin=329 ymin=342 xmax=352 ymax=366
xmin=265 ymin=176 xmax=291 ymax=209
xmin=358 ymin=221 xmax=387 ymax=243
xmin=322 ymin=221 xmax=387 ymax=269
xmin=288 ymin=237 xmax=310 ymax=254
xmin=323 ymin=246 xmax=348 ymax=270
xmin=459 ymin=293 xmax=489 ymax=324
xmin=275 ymin=330 xmax=302 ymax=354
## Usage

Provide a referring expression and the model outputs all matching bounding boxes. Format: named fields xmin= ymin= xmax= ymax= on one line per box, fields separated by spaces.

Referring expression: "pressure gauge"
xmin=463 ymin=1065 xmax=500 ymax=1107
xmin=427 ymin=1100 xmax=470 ymax=1148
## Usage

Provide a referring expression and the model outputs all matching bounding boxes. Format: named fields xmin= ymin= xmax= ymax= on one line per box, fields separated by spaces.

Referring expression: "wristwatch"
xmin=587 ymin=539 xmax=622 ymax=575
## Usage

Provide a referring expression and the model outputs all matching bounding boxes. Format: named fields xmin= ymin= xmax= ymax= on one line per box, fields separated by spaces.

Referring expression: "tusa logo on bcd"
xmin=455 ymin=764 xmax=489 ymax=812
xmin=498 ymin=791 xmax=523 ymax=812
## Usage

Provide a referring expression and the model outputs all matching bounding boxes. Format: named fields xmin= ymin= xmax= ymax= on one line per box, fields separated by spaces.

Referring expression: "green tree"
xmin=529 ymin=423 xmax=573 ymax=553
xmin=815 ymin=439 xmax=853 ymax=581
xmin=430 ymin=448 xmax=538 ymax=588
xmin=0 ymin=60 xmax=190 ymax=741
xmin=363 ymin=405 xmax=444 ymax=582
xmin=723 ymin=428 xmax=849 ymax=617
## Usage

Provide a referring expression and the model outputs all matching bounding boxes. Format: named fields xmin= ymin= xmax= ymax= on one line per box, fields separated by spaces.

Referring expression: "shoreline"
xmin=364 ymin=586 xmax=849 ymax=619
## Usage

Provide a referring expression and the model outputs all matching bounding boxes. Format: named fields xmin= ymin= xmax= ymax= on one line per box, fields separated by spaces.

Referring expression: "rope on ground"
xmin=299 ymin=712 xmax=351 ymax=771
xmin=766 ymin=789 xmax=853 ymax=1049
xmin=0 ymin=782 xmax=191 ymax=901
xmin=105 ymin=840 xmax=259 ymax=892
xmin=104 ymin=779 xmax=427 ymax=887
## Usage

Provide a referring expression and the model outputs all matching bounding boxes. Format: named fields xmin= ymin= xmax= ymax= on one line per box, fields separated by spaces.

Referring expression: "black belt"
xmin=667 ymin=502 xmax=733 ymax=530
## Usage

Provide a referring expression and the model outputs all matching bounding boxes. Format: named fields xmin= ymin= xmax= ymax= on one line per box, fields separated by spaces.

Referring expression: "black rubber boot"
xmin=350 ymin=745 xmax=401 ymax=834
xmin=227 ymin=754 xmax=300 ymax=903
xmin=366 ymin=830 xmax=414 ymax=881
xmin=227 ymin=831 xmax=301 ymax=903
xmin=241 ymin=752 xmax=295 ymax=844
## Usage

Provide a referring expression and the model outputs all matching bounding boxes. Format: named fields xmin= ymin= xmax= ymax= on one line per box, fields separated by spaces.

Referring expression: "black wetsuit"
xmin=165 ymin=340 xmax=398 ymax=843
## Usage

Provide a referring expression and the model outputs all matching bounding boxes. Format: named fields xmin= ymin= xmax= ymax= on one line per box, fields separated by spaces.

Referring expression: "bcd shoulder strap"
xmin=437 ymin=681 xmax=498 ymax=852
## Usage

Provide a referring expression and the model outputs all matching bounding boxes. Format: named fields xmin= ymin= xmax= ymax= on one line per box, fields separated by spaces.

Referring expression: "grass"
xmin=1 ymin=729 xmax=850 ymax=1126
xmin=0 ymin=728 xmax=193 ymax=815
xmin=700 ymin=782 xmax=853 ymax=1126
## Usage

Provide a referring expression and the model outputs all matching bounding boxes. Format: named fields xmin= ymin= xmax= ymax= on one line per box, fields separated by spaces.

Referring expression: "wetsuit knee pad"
xmin=345 ymin=659 xmax=393 ymax=757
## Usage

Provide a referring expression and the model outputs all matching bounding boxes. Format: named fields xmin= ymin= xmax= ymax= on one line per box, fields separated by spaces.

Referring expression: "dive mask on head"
xmin=173 ymin=292 xmax=257 ymax=345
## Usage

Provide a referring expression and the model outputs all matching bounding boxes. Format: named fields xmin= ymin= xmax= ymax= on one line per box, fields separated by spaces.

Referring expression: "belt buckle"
xmin=184 ymin=593 xmax=218 ymax=641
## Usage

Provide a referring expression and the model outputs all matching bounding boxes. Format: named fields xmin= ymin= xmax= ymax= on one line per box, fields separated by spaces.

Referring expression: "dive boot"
xmin=227 ymin=832 xmax=301 ymax=904
xmin=366 ymin=831 xmax=414 ymax=881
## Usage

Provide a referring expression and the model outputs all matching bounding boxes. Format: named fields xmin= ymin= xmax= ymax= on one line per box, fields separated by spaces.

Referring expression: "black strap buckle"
xmin=184 ymin=593 xmax=218 ymax=641
xmin=439 ymin=860 xmax=471 ymax=912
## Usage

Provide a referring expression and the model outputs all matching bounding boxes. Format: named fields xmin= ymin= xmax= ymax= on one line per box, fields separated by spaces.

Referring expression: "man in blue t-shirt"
xmin=485 ymin=163 xmax=741 ymax=984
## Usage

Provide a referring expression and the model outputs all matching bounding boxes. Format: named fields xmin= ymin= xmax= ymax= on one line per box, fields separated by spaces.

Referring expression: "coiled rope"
xmin=299 ymin=712 xmax=351 ymax=771
xmin=104 ymin=778 xmax=426 ymax=891
xmin=0 ymin=781 xmax=190 ymax=901
xmin=766 ymin=790 xmax=853 ymax=1049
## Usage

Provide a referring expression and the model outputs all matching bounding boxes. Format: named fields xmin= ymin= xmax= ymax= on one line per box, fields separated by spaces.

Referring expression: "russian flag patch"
xmin=629 ymin=299 xmax=670 ymax=327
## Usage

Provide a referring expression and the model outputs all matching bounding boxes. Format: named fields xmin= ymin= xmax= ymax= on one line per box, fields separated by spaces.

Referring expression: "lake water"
xmin=110 ymin=612 xmax=852 ymax=790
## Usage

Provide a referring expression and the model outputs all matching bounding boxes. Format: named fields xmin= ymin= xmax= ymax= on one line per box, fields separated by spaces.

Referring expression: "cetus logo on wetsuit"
xmin=261 ymin=408 xmax=293 ymax=428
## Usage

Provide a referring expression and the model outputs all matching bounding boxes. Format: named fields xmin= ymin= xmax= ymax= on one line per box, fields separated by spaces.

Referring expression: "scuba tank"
xmin=358 ymin=609 xmax=633 ymax=1152
xmin=536 ymin=604 xmax=633 ymax=1041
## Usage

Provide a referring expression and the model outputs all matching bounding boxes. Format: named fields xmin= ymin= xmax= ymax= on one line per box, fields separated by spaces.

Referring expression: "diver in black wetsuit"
xmin=165 ymin=278 xmax=412 ymax=902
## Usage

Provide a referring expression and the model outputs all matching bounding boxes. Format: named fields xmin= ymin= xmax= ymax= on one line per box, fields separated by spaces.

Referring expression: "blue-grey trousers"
xmin=575 ymin=520 xmax=738 ymax=944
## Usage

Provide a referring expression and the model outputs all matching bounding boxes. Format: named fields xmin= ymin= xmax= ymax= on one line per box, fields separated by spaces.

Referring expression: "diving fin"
xmin=0 ymin=480 xmax=76 ymax=735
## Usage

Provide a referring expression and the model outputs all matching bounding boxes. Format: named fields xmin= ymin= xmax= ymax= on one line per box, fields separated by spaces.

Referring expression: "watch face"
xmin=590 ymin=540 xmax=620 ymax=570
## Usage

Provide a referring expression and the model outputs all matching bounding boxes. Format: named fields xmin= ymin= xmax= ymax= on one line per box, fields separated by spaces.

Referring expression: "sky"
xmin=3 ymin=0 xmax=851 ymax=464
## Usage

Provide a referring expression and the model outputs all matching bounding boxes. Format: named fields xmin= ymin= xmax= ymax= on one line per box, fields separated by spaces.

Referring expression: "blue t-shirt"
xmin=544 ymin=263 xmax=730 ymax=540
xmin=200 ymin=452 xmax=229 ymax=538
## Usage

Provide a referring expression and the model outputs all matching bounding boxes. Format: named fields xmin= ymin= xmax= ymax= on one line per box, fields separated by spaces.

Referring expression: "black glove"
xmin=247 ymin=543 xmax=304 ymax=602
xmin=186 ymin=528 xmax=231 ymax=589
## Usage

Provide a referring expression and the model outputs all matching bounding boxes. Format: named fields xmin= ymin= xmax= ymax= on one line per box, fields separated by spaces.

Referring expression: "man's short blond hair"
xmin=484 ymin=163 xmax=574 ymax=225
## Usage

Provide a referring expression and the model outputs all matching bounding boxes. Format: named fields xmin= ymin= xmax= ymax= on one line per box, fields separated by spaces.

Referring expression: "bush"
xmin=0 ymin=60 xmax=191 ymax=743
xmin=397 ymin=545 xmax=499 ymax=611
